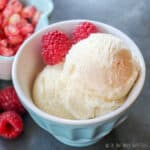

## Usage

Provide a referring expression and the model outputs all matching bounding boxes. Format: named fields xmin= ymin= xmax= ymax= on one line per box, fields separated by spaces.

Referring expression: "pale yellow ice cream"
xmin=33 ymin=64 xmax=74 ymax=119
xmin=33 ymin=33 xmax=139 ymax=120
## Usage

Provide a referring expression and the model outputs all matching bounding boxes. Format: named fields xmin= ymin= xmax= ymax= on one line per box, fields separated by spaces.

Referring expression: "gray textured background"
xmin=0 ymin=0 xmax=150 ymax=149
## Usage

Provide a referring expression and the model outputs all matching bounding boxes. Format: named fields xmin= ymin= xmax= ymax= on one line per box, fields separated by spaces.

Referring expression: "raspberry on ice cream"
xmin=41 ymin=30 xmax=72 ymax=65
xmin=72 ymin=22 xmax=99 ymax=44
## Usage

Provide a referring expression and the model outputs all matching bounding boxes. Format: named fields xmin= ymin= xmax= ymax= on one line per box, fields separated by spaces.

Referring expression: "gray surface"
xmin=0 ymin=0 xmax=150 ymax=149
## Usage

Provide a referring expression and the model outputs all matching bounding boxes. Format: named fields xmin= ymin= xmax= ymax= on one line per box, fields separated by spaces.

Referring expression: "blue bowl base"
xmin=54 ymin=135 xmax=100 ymax=147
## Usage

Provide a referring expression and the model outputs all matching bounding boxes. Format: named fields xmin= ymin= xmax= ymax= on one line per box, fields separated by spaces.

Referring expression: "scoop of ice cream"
xmin=62 ymin=33 xmax=139 ymax=101
xmin=33 ymin=64 xmax=74 ymax=119
xmin=59 ymin=33 xmax=139 ymax=119
xmin=33 ymin=33 xmax=139 ymax=120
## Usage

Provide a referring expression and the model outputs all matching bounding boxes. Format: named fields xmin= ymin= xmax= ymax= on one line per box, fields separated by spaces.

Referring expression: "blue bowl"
xmin=12 ymin=20 xmax=145 ymax=147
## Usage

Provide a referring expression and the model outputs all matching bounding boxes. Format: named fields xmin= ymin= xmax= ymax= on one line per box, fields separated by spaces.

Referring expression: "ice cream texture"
xmin=33 ymin=33 xmax=139 ymax=120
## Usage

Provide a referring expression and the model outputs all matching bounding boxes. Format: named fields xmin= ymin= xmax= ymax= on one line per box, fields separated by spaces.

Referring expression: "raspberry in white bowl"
xmin=0 ymin=0 xmax=53 ymax=80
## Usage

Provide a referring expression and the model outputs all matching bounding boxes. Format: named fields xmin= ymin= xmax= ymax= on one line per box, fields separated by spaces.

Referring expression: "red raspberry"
xmin=20 ymin=23 xmax=34 ymax=36
xmin=72 ymin=22 xmax=99 ymax=44
xmin=0 ymin=0 xmax=8 ymax=10
xmin=16 ymin=18 xmax=28 ymax=29
xmin=9 ymin=13 xmax=21 ymax=25
xmin=4 ymin=25 xmax=20 ymax=36
xmin=2 ymin=17 xmax=9 ymax=28
xmin=0 ymin=30 xmax=6 ymax=39
xmin=7 ymin=0 xmax=23 ymax=14
xmin=21 ymin=6 xmax=36 ymax=19
xmin=0 ymin=39 xmax=8 ymax=47
xmin=0 ymin=14 xmax=3 ymax=28
xmin=41 ymin=30 xmax=72 ymax=65
xmin=0 ymin=86 xmax=25 ymax=114
xmin=2 ymin=8 xmax=13 ymax=19
xmin=11 ymin=44 xmax=20 ymax=54
xmin=8 ymin=34 xmax=23 ymax=45
xmin=0 ymin=111 xmax=23 ymax=139
xmin=0 ymin=47 xmax=15 ymax=56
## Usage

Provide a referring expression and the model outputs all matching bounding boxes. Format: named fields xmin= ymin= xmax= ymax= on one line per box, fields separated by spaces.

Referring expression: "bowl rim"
xmin=12 ymin=19 xmax=146 ymax=126
xmin=0 ymin=55 xmax=14 ymax=60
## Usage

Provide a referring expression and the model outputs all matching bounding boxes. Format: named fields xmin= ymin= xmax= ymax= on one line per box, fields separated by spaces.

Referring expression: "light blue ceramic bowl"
xmin=12 ymin=20 xmax=145 ymax=147
xmin=0 ymin=0 xmax=53 ymax=80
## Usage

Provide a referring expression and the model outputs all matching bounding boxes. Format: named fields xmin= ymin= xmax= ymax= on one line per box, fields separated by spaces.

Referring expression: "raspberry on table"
xmin=72 ymin=22 xmax=99 ymax=44
xmin=0 ymin=86 xmax=25 ymax=114
xmin=0 ymin=111 xmax=23 ymax=139
xmin=41 ymin=30 xmax=72 ymax=65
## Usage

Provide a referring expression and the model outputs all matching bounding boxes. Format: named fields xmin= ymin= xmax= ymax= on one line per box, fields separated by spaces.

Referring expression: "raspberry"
xmin=9 ymin=13 xmax=21 ymax=25
xmin=72 ymin=22 xmax=99 ymax=44
xmin=7 ymin=0 xmax=23 ymax=14
xmin=2 ymin=7 xmax=13 ymax=19
xmin=22 ymin=6 xmax=36 ymax=19
xmin=0 ymin=86 xmax=25 ymax=114
xmin=4 ymin=25 xmax=20 ymax=36
xmin=0 ymin=0 xmax=8 ymax=10
xmin=0 ymin=111 xmax=23 ymax=139
xmin=8 ymin=34 xmax=23 ymax=45
xmin=12 ymin=44 xmax=20 ymax=53
xmin=41 ymin=30 xmax=72 ymax=65
xmin=0 ymin=15 xmax=3 ymax=28
xmin=0 ymin=47 xmax=14 ymax=56
xmin=0 ymin=39 xmax=8 ymax=47
xmin=32 ymin=11 xmax=41 ymax=26
xmin=0 ymin=30 xmax=6 ymax=39
xmin=16 ymin=18 xmax=28 ymax=29
xmin=2 ymin=16 xmax=10 ymax=28
xmin=20 ymin=23 xmax=34 ymax=36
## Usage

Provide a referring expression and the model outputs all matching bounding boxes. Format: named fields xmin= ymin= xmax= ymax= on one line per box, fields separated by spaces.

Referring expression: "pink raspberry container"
xmin=0 ymin=0 xmax=53 ymax=80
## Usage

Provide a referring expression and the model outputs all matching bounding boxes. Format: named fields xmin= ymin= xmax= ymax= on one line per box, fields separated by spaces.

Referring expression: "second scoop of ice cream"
xmin=33 ymin=33 xmax=139 ymax=120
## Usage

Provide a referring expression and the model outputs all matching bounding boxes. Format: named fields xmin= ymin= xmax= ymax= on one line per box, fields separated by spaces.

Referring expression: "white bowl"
xmin=12 ymin=20 xmax=146 ymax=147
xmin=0 ymin=0 xmax=53 ymax=80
